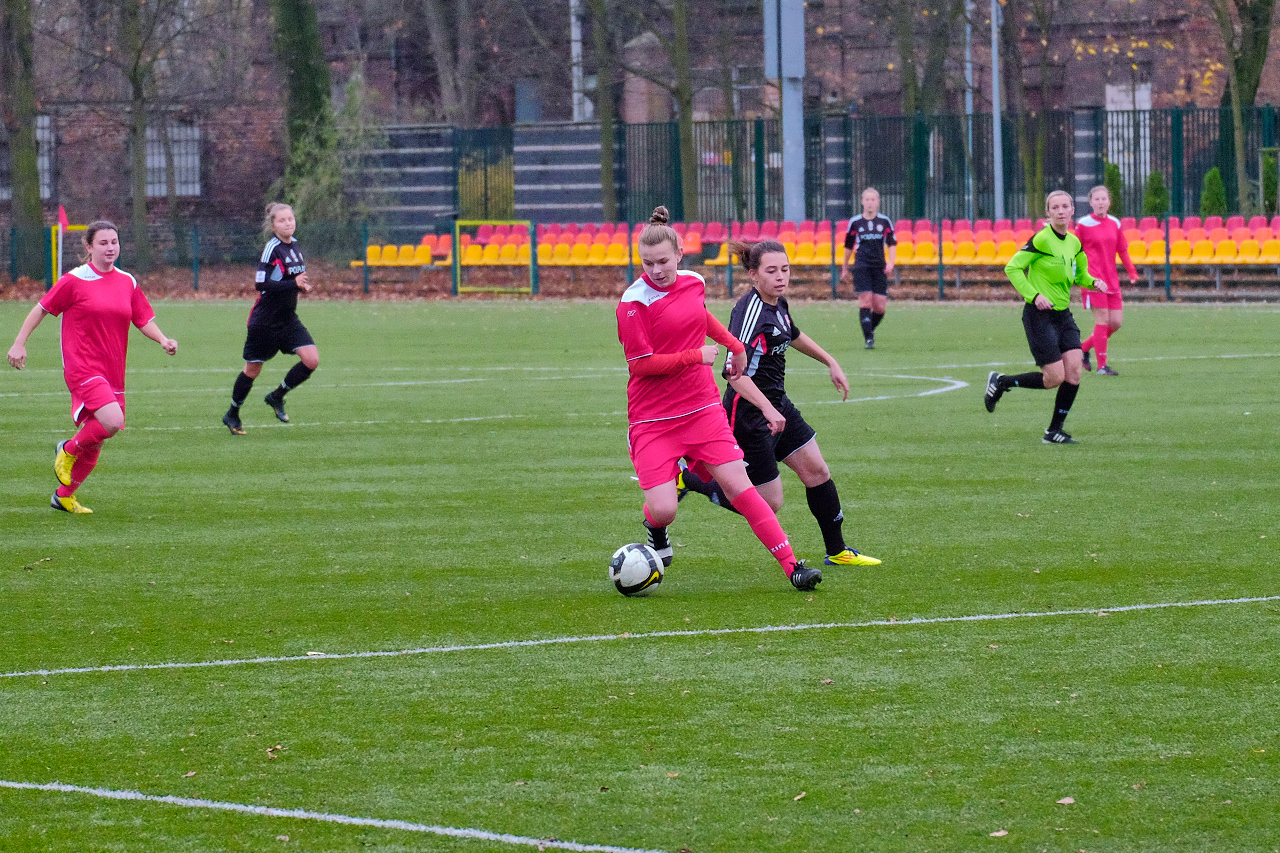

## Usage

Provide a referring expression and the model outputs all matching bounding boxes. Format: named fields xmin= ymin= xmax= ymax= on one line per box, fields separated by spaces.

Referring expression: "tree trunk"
xmin=1227 ymin=72 xmax=1251 ymax=214
xmin=122 ymin=0 xmax=151 ymax=272
xmin=1218 ymin=0 xmax=1277 ymax=109
xmin=160 ymin=116 xmax=188 ymax=265
xmin=1 ymin=0 xmax=46 ymax=279
xmin=269 ymin=0 xmax=332 ymax=146
xmin=671 ymin=0 xmax=697 ymax=221
xmin=588 ymin=0 xmax=617 ymax=222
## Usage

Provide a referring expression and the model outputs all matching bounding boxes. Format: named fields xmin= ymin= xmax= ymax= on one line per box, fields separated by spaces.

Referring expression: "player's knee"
xmin=243 ymin=363 xmax=262 ymax=379
xmin=301 ymin=351 xmax=319 ymax=370
xmin=1109 ymin=320 xmax=1122 ymax=333
xmin=97 ymin=413 xmax=124 ymax=434
xmin=648 ymin=503 xmax=677 ymax=527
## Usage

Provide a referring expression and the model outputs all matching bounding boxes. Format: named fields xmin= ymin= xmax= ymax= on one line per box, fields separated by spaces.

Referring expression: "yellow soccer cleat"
xmin=51 ymin=492 xmax=92 ymax=514
xmin=824 ymin=548 xmax=881 ymax=567
xmin=54 ymin=440 xmax=76 ymax=487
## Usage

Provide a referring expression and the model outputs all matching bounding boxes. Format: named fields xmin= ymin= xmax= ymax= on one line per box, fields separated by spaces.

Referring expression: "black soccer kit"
xmin=844 ymin=214 xmax=896 ymax=294
xmin=722 ymin=290 xmax=817 ymax=486
xmin=243 ymin=236 xmax=315 ymax=362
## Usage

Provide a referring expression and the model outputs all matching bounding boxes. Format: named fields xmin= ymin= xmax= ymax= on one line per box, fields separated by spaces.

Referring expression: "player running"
xmin=222 ymin=202 xmax=319 ymax=434
xmin=985 ymin=190 xmax=1107 ymax=444
xmin=1075 ymin=185 xmax=1136 ymax=376
xmin=838 ymin=187 xmax=896 ymax=349
xmin=617 ymin=206 xmax=822 ymax=591
xmin=678 ymin=239 xmax=882 ymax=568
xmin=7 ymin=220 xmax=178 ymax=513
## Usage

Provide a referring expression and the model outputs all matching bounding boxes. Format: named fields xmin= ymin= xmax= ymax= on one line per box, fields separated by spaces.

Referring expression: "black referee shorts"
xmin=853 ymin=266 xmax=889 ymax=295
xmin=726 ymin=394 xmax=817 ymax=486
xmin=1022 ymin=303 xmax=1082 ymax=366
xmin=242 ymin=316 xmax=316 ymax=363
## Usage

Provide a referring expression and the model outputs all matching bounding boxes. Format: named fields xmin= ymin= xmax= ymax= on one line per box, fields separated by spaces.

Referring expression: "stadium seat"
xmin=974 ymin=240 xmax=997 ymax=264
xmin=569 ymin=243 xmax=591 ymax=264
xmin=974 ymin=229 xmax=995 ymax=244
xmin=953 ymin=219 xmax=972 ymax=232
xmin=995 ymin=229 xmax=1015 ymax=243
xmin=581 ymin=223 xmax=598 ymax=238
xmin=396 ymin=245 xmax=417 ymax=265
xmin=974 ymin=219 xmax=992 ymax=232
xmin=1123 ymin=228 xmax=1142 ymax=244
xmin=413 ymin=244 xmax=432 ymax=265
xmin=777 ymin=229 xmax=797 ymax=245
xmin=1225 ymin=215 xmax=1245 ymax=230
xmin=1237 ymin=239 xmax=1261 ymax=263
xmin=813 ymin=243 xmax=834 ymax=264
xmin=953 ymin=242 xmax=977 ymax=264
xmin=481 ymin=244 xmax=501 ymax=264
xmin=684 ymin=233 xmax=703 ymax=255
xmin=704 ymin=222 xmax=726 ymax=242
xmin=995 ymin=240 xmax=1017 ymax=264
xmin=517 ymin=245 xmax=531 ymax=264
xmin=1128 ymin=240 xmax=1147 ymax=263
xmin=1186 ymin=227 xmax=1207 ymax=243
xmin=587 ymin=244 xmax=608 ymax=265
xmin=462 ymin=244 xmax=484 ymax=265
xmin=364 ymin=245 xmax=380 ymax=266
xmin=1145 ymin=239 xmax=1166 ymax=261
xmin=604 ymin=244 xmax=628 ymax=265
xmin=760 ymin=221 xmax=779 ymax=239
xmin=893 ymin=242 xmax=913 ymax=264
xmin=563 ymin=223 xmax=580 ymax=236
xmin=793 ymin=243 xmax=816 ymax=264
xmin=1142 ymin=228 xmax=1164 ymax=243
xmin=993 ymin=218 xmax=1012 ymax=232
xmin=705 ymin=243 xmax=730 ymax=266
xmin=1014 ymin=218 xmax=1033 ymax=231
xmin=953 ymin=229 xmax=975 ymax=244
xmin=671 ymin=223 xmax=686 ymax=239
xmin=1247 ymin=215 xmax=1268 ymax=230
xmin=610 ymin=231 xmax=628 ymax=246
xmin=1014 ymin=229 xmax=1033 ymax=244
xmin=494 ymin=224 xmax=512 ymax=241
xmin=536 ymin=244 xmax=554 ymax=265
xmin=421 ymin=234 xmax=439 ymax=250
xmin=1138 ymin=217 xmax=1159 ymax=231
xmin=1254 ymin=227 xmax=1275 ymax=242
xmin=551 ymin=244 xmax=572 ymax=265
xmin=741 ymin=222 xmax=760 ymax=242
xmin=574 ymin=233 xmax=592 ymax=246
xmin=1259 ymin=239 xmax=1280 ymax=263
xmin=940 ymin=241 xmax=956 ymax=263
xmin=1231 ymin=227 xmax=1252 ymax=243
xmin=1203 ymin=216 xmax=1224 ymax=231
xmin=1208 ymin=227 xmax=1229 ymax=243
xmin=1189 ymin=239 xmax=1215 ymax=263
xmin=1119 ymin=216 xmax=1137 ymax=230
xmin=914 ymin=219 xmax=934 ymax=234
xmin=914 ymin=241 xmax=938 ymax=264
xmin=817 ymin=219 xmax=833 ymax=235
xmin=894 ymin=219 xmax=913 ymax=236
xmin=1168 ymin=228 xmax=1186 ymax=243
xmin=1182 ymin=216 xmax=1203 ymax=231
xmin=592 ymin=232 xmax=610 ymax=246
xmin=498 ymin=244 xmax=519 ymax=264
xmin=1169 ymin=240 xmax=1192 ymax=263
xmin=1212 ymin=240 xmax=1238 ymax=263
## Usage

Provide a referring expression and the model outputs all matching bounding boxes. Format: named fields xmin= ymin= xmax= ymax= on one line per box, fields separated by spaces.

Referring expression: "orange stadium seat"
xmin=1231 ymin=227 xmax=1252 ymax=243
xmin=1208 ymin=227 xmax=1229 ymax=243
xmin=1254 ymin=227 xmax=1275 ymax=242
xmin=1185 ymin=227 xmax=1207 ymax=243
xmin=1123 ymin=228 xmax=1142 ymax=244
xmin=974 ymin=229 xmax=995 ymax=244
xmin=1142 ymin=228 xmax=1164 ymax=243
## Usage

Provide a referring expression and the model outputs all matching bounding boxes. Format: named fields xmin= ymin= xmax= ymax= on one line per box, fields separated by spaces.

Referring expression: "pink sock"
xmin=1081 ymin=330 xmax=1096 ymax=354
xmin=643 ymin=503 xmax=660 ymax=527
xmin=728 ymin=486 xmax=796 ymax=572
xmin=1093 ymin=324 xmax=1110 ymax=367
xmin=59 ymin=444 xmax=101 ymax=496
xmin=66 ymin=419 xmax=111 ymax=456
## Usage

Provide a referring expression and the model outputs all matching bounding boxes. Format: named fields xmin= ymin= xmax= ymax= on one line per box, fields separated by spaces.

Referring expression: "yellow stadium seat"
xmin=941 ymin=241 xmax=955 ymax=263
xmin=782 ymin=241 xmax=797 ymax=259
xmin=1127 ymin=240 xmax=1147 ymax=264
xmin=975 ymin=240 xmax=997 ymax=263
xmin=1237 ymin=238 xmax=1261 ymax=263
xmin=1212 ymin=240 xmax=1238 ymax=264
xmin=587 ymin=244 xmax=608 ymax=265
xmin=569 ymin=243 xmax=592 ymax=264
xmin=516 ymin=245 xmax=531 ymax=264
xmin=1169 ymin=240 xmax=1192 ymax=263
xmin=953 ymin=242 xmax=977 ymax=265
xmin=537 ymin=244 xmax=555 ymax=265
xmin=793 ymin=243 xmax=816 ymax=264
xmin=413 ymin=244 xmax=432 ymax=265
xmin=552 ymin=244 xmax=572 ymax=265
xmin=995 ymin=240 xmax=1017 ymax=265
xmin=375 ymin=245 xmax=396 ymax=265
xmin=462 ymin=244 xmax=484 ymax=266
xmin=1189 ymin=239 xmax=1214 ymax=263
xmin=396 ymin=245 xmax=416 ymax=265
xmin=498 ymin=244 xmax=519 ymax=264
xmin=481 ymin=243 xmax=502 ymax=264
xmin=1145 ymin=240 xmax=1166 ymax=262
xmin=705 ymin=243 xmax=730 ymax=266
xmin=813 ymin=244 xmax=833 ymax=264
xmin=365 ymin=245 xmax=380 ymax=266
xmin=605 ymin=244 xmax=628 ymax=265
xmin=914 ymin=241 xmax=937 ymax=264
xmin=895 ymin=242 xmax=914 ymax=263
xmin=1259 ymin=239 xmax=1280 ymax=263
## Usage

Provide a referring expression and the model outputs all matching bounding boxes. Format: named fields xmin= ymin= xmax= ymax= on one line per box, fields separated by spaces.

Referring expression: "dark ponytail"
xmin=726 ymin=239 xmax=788 ymax=272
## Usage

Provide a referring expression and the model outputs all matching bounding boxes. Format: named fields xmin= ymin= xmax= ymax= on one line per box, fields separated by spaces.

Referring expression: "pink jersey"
xmin=39 ymin=263 xmax=155 ymax=393
xmin=617 ymin=270 xmax=721 ymax=425
xmin=1075 ymin=214 xmax=1136 ymax=291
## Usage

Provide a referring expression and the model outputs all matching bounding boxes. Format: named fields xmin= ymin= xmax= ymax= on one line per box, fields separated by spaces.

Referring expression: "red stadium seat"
xmin=799 ymin=220 xmax=816 ymax=233
xmin=1119 ymin=216 xmax=1136 ymax=230
xmin=1226 ymin=215 xmax=1245 ymax=230
xmin=1271 ymin=216 xmax=1280 ymax=233
xmin=1203 ymin=216 xmax=1224 ymax=231
xmin=730 ymin=222 xmax=742 ymax=240
xmin=595 ymin=223 xmax=614 ymax=238
xmin=742 ymin=222 xmax=761 ymax=241
xmin=974 ymin=219 xmax=992 ymax=232
xmin=1138 ymin=217 xmax=1159 ymax=231
xmin=953 ymin=219 xmax=972 ymax=232
xmin=476 ymin=224 xmax=494 ymax=243
xmin=1247 ymin=215 xmax=1268 ymax=230
xmin=437 ymin=234 xmax=452 ymax=253
xmin=672 ymin=223 xmax=687 ymax=238
xmin=894 ymin=219 xmax=913 ymax=236
xmin=1182 ymin=216 xmax=1202 ymax=231
xmin=780 ymin=220 xmax=797 ymax=233
xmin=581 ymin=223 xmax=598 ymax=238
xmin=420 ymin=234 xmax=438 ymax=248
xmin=563 ymin=223 xmax=580 ymax=236
xmin=759 ymin=221 xmax=779 ymax=239
xmin=993 ymin=219 xmax=1012 ymax=232
xmin=1166 ymin=217 xmax=1180 ymax=230
xmin=1014 ymin=218 xmax=1032 ymax=231
xmin=916 ymin=219 xmax=935 ymax=233
xmin=817 ymin=219 xmax=832 ymax=232
xmin=704 ymin=222 xmax=726 ymax=242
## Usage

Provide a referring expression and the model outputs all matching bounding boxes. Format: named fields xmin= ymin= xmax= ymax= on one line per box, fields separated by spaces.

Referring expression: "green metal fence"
xmin=454 ymin=127 xmax=515 ymax=221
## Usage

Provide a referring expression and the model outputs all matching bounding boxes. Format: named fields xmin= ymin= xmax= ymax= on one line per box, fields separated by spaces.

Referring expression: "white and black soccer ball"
xmin=609 ymin=543 xmax=664 ymax=596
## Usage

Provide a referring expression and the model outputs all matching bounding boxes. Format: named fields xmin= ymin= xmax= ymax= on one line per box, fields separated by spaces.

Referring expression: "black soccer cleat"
xmin=789 ymin=560 xmax=822 ymax=591
xmin=1082 ymin=350 xmax=1092 ymax=372
xmin=864 ymin=335 xmax=875 ymax=350
xmin=984 ymin=371 xmax=1005 ymax=413
xmin=643 ymin=520 xmax=673 ymax=568
xmin=1097 ymin=365 xmax=1119 ymax=376
xmin=1043 ymin=429 xmax=1077 ymax=444
xmin=264 ymin=390 xmax=289 ymax=423
xmin=222 ymin=409 xmax=246 ymax=435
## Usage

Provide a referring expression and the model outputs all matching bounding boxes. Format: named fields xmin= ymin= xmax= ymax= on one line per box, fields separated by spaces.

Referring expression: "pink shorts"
xmin=70 ymin=376 xmax=125 ymax=425
xmin=628 ymin=405 xmax=744 ymax=490
xmin=1082 ymin=286 xmax=1122 ymax=312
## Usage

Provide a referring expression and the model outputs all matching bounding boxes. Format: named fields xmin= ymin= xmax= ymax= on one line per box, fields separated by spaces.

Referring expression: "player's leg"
xmin=630 ymin=421 xmax=686 ymax=568
xmin=1079 ymin=294 xmax=1105 ymax=371
xmin=224 ymin=361 xmax=262 ymax=434
xmin=986 ymin=305 xmax=1058 ymax=413
xmin=640 ymin=479 xmax=679 ymax=568
xmin=855 ymin=273 xmax=876 ymax=346
xmin=869 ymin=286 xmax=889 ymax=341
xmin=708 ymin=459 xmax=819 ymax=590
xmin=680 ymin=410 xmax=776 ymax=514
xmin=264 ymin=321 xmax=318 ymax=422
xmin=782 ymin=438 xmax=881 ymax=566
xmin=54 ymin=395 xmax=124 ymax=513
xmin=1043 ymin=313 xmax=1083 ymax=443
xmin=1098 ymin=300 xmax=1122 ymax=375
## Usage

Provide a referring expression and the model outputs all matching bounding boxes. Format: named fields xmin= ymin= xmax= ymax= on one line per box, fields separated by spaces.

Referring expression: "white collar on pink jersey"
xmin=621 ymin=270 xmax=704 ymax=305
xmin=1077 ymin=214 xmax=1120 ymax=228
xmin=69 ymin=263 xmax=137 ymax=287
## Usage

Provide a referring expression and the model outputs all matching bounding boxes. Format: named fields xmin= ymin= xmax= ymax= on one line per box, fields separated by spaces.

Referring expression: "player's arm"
xmin=726 ymin=373 xmax=786 ymax=435
xmin=884 ymin=224 xmax=896 ymax=274
xmin=6 ymin=304 xmax=50 ymax=370
xmin=628 ymin=347 xmax=716 ymax=377
xmin=256 ymin=250 xmax=299 ymax=293
xmin=1116 ymin=228 xmax=1138 ymax=284
xmin=839 ymin=228 xmax=856 ymax=280
xmin=791 ymin=331 xmax=849 ymax=401
xmin=1004 ymin=238 xmax=1043 ymax=304
xmin=705 ymin=310 xmax=745 ymax=379
xmin=1074 ymin=245 xmax=1102 ymax=292
xmin=137 ymin=319 xmax=178 ymax=356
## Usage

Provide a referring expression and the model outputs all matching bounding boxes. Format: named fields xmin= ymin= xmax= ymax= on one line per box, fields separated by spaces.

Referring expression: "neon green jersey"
xmin=1003 ymin=225 xmax=1099 ymax=310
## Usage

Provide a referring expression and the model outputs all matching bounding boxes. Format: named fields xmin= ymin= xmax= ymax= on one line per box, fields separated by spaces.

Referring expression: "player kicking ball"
xmin=985 ymin=190 xmax=1107 ymax=444
xmin=223 ymin=202 xmax=319 ymax=434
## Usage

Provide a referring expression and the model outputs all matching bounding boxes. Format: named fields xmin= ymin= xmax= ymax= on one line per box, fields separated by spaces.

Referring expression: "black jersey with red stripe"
xmin=249 ymin=237 xmax=306 ymax=327
xmin=721 ymin=289 xmax=798 ymax=406
xmin=844 ymin=214 xmax=896 ymax=269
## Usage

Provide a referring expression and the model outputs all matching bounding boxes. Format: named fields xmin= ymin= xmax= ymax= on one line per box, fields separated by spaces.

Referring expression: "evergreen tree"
xmin=1103 ymin=162 xmax=1124 ymax=217
xmin=1142 ymin=171 xmax=1170 ymax=217
xmin=1263 ymin=154 xmax=1278 ymax=216
xmin=1201 ymin=167 xmax=1228 ymax=216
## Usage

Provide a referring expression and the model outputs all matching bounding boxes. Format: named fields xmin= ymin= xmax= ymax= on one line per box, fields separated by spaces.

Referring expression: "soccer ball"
xmin=609 ymin=543 xmax=664 ymax=596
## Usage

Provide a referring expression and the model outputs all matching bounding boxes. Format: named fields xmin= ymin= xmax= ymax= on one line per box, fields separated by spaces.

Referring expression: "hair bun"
xmin=649 ymin=206 xmax=669 ymax=225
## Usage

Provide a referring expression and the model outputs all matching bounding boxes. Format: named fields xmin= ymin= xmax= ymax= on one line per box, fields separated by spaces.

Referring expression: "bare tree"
xmin=1 ymin=0 xmax=45 ymax=279
xmin=1000 ymin=0 xmax=1062 ymax=214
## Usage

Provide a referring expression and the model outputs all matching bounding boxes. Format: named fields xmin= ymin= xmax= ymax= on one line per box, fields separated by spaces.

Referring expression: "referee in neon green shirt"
xmin=984 ymin=190 xmax=1110 ymax=444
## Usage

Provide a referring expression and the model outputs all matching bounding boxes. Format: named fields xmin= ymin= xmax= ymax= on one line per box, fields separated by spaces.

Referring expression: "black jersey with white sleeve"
xmin=249 ymin=237 xmax=306 ymax=327
xmin=721 ymin=289 xmax=798 ymax=407
xmin=843 ymin=214 xmax=896 ymax=269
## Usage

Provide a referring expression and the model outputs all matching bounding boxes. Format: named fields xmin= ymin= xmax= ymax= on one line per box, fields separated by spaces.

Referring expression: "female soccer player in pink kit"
xmin=1074 ymin=185 xmax=1136 ymax=376
xmin=7 ymin=220 xmax=178 ymax=513
xmin=616 ymin=207 xmax=822 ymax=591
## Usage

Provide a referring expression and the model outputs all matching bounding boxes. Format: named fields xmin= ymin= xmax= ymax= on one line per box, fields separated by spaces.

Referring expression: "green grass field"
xmin=1 ymin=299 xmax=1278 ymax=852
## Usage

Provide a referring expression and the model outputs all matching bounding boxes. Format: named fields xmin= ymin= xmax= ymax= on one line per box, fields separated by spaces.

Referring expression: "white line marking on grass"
xmin=5 ymin=594 xmax=1277 ymax=680
xmin=0 ymin=780 xmax=667 ymax=853
xmin=131 ymin=414 xmax=521 ymax=432
xmin=803 ymin=375 xmax=967 ymax=405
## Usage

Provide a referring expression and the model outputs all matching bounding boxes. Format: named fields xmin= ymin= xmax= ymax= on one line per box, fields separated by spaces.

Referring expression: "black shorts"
xmin=1022 ymin=303 xmax=1081 ymax=366
xmin=725 ymin=394 xmax=817 ymax=486
xmin=243 ymin=316 xmax=315 ymax=363
xmin=853 ymin=266 xmax=889 ymax=295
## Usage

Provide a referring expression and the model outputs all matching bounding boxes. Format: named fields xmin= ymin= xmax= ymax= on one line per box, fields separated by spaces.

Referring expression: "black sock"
xmin=680 ymin=466 xmax=742 ymax=514
xmin=805 ymin=479 xmax=846 ymax=556
xmin=1000 ymin=371 xmax=1045 ymax=391
xmin=859 ymin=308 xmax=874 ymax=341
xmin=1048 ymin=382 xmax=1079 ymax=432
xmin=871 ymin=311 xmax=885 ymax=330
xmin=279 ymin=362 xmax=315 ymax=396
xmin=231 ymin=372 xmax=255 ymax=408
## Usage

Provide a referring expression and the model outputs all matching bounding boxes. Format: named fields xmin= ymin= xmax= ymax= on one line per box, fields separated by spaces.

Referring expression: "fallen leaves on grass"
xmin=266 ymin=745 xmax=284 ymax=759
xmin=990 ymin=829 xmax=1008 ymax=837
xmin=1057 ymin=797 xmax=1075 ymax=804
xmin=1132 ymin=781 xmax=1147 ymax=789
xmin=182 ymin=771 xmax=196 ymax=778
xmin=276 ymin=836 xmax=289 ymax=842
xmin=668 ymin=773 xmax=679 ymax=778
xmin=305 ymin=651 xmax=324 ymax=656
xmin=988 ymin=644 xmax=999 ymax=649
xmin=820 ymin=679 xmax=834 ymax=685
xmin=600 ymin=786 xmax=609 ymax=792
xmin=21 ymin=557 xmax=53 ymax=571
xmin=793 ymin=791 xmax=807 ymax=800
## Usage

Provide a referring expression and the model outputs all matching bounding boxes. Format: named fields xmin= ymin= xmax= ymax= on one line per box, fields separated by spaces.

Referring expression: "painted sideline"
xmin=4 ymin=594 xmax=1277 ymax=680
xmin=0 ymin=780 xmax=667 ymax=853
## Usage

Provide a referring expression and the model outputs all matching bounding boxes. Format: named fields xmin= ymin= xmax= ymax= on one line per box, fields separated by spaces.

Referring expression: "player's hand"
xmin=725 ymin=349 xmax=744 ymax=380
xmin=6 ymin=343 xmax=26 ymax=370
xmin=295 ymin=273 xmax=311 ymax=292
xmin=1128 ymin=275 xmax=1138 ymax=287
xmin=829 ymin=362 xmax=849 ymax=401
xmin=700 ymin=344 xmax=719 ymax=365
xmin=884 ymin=262 xmax=895 ymax=275
xmin=1033 ymin=293 xmax=1053 ymax=310
xmin=763 ymin=405 xmax=787 ymax=435
xmin=161 ymin=337 xmax=178 ymax=356
xmin=839 ymin=267 xmax=851 ymax=284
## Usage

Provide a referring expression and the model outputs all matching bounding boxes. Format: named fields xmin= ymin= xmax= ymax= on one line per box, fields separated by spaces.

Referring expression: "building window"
xmin=0 ymin=115 xmax=54 ymax=201
xmin=146 ymin=121 xmax=201 ymax=197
